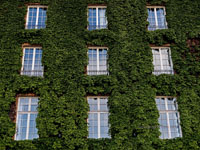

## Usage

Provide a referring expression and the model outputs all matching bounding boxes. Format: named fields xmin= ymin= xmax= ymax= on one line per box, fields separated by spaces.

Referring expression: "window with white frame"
xmin=15 ymin=97 xmax=39 ymax=140
xmin=147 ymin=6 xmax=167 ymax=31
xmin=152 ymin=47 xmax=174 ymax=75
xmin=21 ymin=47 xmax=43 ymax=77
xmin=88 ymin=6 xmax=107 ymax=30
xmin=87 ymin=47 xmax=108 ymax=75
xmin=26 ymin=6 xmax=47 ymax=29
xmin=155 ymin=97 xmax=182 ymax=139
xmin=88 ymin=97 xmax=110 ymax=138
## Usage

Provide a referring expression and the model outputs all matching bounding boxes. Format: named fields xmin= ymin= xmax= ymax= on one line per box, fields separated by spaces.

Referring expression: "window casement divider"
xmin=97 ymin=98 xmax=101 ymax=138
xmin=159 ymin=49 xmax=163 ymax=70
xmin=165 ymin=99 xmax=171 ymax=138
xmin=35 ymin=7 xmax=40 ymax=29
xmin=96 ymin=7 xmax=99 ymax=29
xmin=154 ymin=8 xmax=158 ymax=29
xmin=32 ymin=48 xmax=36 ymax=75
xmin=97 ymin=48 xmax=100 ymax=74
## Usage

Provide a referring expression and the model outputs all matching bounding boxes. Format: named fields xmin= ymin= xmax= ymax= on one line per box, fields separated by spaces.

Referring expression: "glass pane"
xmin=23 ymin=48 xmax=33 ymax=72
xmin=167 ymin=98 xmax=176 ymax=110
xmin=19 ymin=98 xmax=29 ymax=111
xmin=28 ymin=114 xmax=38 ymax=139
xmin=88 ymin=8 xmax=96 ymax=30
xmin=38 ymin=8 xmax=47 ymax=29
xmin=100 ymin=113 xmax=110 ymax=138
xmin=88 ymin=49 xmax=97 ymax=75
xmin=152 ymin=49 xmax=161 ymax=74
xmin=156 ymin=8 xmax=167 ymax=29
xmin=98 ymin=8 xmax=107 ymax=29
xmin=16 ymin=114 xmax=28 ymax=140
xmin=155 ymin=98 xmax=166 ymax=110
xmin=99 ymin=49 xmax=107 ymax=73
xmin=88 ymin=98 xmax=98 ymax=111
xmin=147 ymin=8 xmax=156 ymax=30
xmin=31 ymin=98 xmax=38 ymax=111
xmin=27 ymin=7 xmax=37 ymax=29
xmin=159 ymin=113 xmax=169 ymax=139
xmin=88 ymin=113 xmax=98 ymax=138
xmin=169 ymin=112 xmax=181 ymax=138
xmin=100 ymin=98 xmax=108 ymax=111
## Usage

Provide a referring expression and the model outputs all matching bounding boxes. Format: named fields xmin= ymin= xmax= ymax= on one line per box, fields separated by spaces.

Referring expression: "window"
xmin=155 ymin=97 xmax=182 ymax=139
xmin=152 ymin=47 xmax=174 ymax=75
xmin=88 ymin=6 xmax=107 ymax=30
xmin=15 ymin=97 xmax=39 ymax=140
xmin=26 ymin=6 xmax=47 ymax=29
xmin=88 ymin=97 xmax=110 ymax=138
xmin=147 ymin=6 xmax=167 ymax=30
xmin=87 ymin=47 xmax=108 ymax=75
xmin=21 ymin=47 xmax=43 ymax=77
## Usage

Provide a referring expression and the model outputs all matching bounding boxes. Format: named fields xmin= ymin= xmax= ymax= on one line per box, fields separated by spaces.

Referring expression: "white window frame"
xmin=87 ymin=96 xmax=110 ymax=139
xmin=147 ymin=6 xmax=168 ymax=30
xmin=87 ymin=47 xmax=108 ymax=75
xmin=151 ymin=47 xmax=174 ymax=75
xmin=21 ymin=47 xmax=43 ymax=77
xmin=87 ymin=6 xmax=108 ymax=30
xmin=156 ymin=96 xmax=182 ymax=139
xmin=25 ymin=6 xmax=47 ymax=29
xmin=15 ymin=97 xmax=39 ymax=140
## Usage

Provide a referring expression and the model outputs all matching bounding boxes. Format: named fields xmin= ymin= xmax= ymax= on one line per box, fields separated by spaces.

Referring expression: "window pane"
xmin=88 ymin=113 xmax=98 ymax=138
xmin=167 ymin=98 xmax=176 ymax=110
xmin=156 ymin=8 xmax=166 ymax=29
xmin=88 ymin=98 xmax=98 ymax=111
xmin=28 ymin=114 xmax=38 ymax=139
xmin=31 ymin=98 xmax=38 ymax=111
xmin=19 ymin=98 xmax=29 ymax=111
xmin=159 ymin=113 xmax=169 ymax=139
xmin=100 ymin=113 xmax=110 ymax=138
xmin=155 ymin=98 xmax=166 ymax=110
xmin=147 ymin=8 xmax=156 ymax=30
xmin=88 ymin=49 xmax=97 ymax=75
xmin=38 ymin=8 xmax=47 ymax=29
xmin=99 ymin=49 xmax=107 ymax=72
xmin=98 ymin=8 xmax=107 ymax=29
xmin=16 ymin=114 xmax=28 ymax=140
xmin=27 ymin=7 xmax=37 ymax=29
xmin=100 ymin=98 xmax=108 ymax=111
xmin=88 ymin=8 xmax=96 ymax=30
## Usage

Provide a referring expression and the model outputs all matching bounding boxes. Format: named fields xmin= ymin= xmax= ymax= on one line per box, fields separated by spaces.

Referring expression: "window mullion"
xmin=26 ymin=7 xmax=30 ymax=29
xmin=165 ymin=98 xmax=171 ymax=138
xmin=98 ymin=98 xmax=100 ymax=138
xmin=154 ymin=8 xmax=158 ymax=29
xmin=159 ymin=48 xmax=163 ymax=70
xmin=32 ymin=48 xmax=36 ymax=74
xmin=36 ymin=7 xmax=39 ymax=29
xmin=96 ymin=7 xmax=98 ymax=29
xmin=21 ymin=48 xmax=25 ymax=75
xmin=97 ymin=48 xmax=99 ymax=74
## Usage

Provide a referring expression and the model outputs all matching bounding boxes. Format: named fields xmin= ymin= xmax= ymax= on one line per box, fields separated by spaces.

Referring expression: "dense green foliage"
xmin=0 ymin=0 xmax=200 ymax=149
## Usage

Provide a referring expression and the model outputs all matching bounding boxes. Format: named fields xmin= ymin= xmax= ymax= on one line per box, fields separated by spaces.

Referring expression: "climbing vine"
xmin=0 ymin=0 xmax=199 ymax=149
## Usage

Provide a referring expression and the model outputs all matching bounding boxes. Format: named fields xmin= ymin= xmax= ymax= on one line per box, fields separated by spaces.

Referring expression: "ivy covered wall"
xmin=0 ymin=0 xmax=200 ymax=149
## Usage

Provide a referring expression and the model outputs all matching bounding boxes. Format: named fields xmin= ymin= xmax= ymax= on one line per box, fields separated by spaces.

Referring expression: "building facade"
xmin=0 ymin=0 xmax=200 ymax=149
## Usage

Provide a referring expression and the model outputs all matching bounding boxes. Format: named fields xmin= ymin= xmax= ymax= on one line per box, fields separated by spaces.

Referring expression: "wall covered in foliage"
xmin=0 ymin=0 xmax=199 ymax=149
